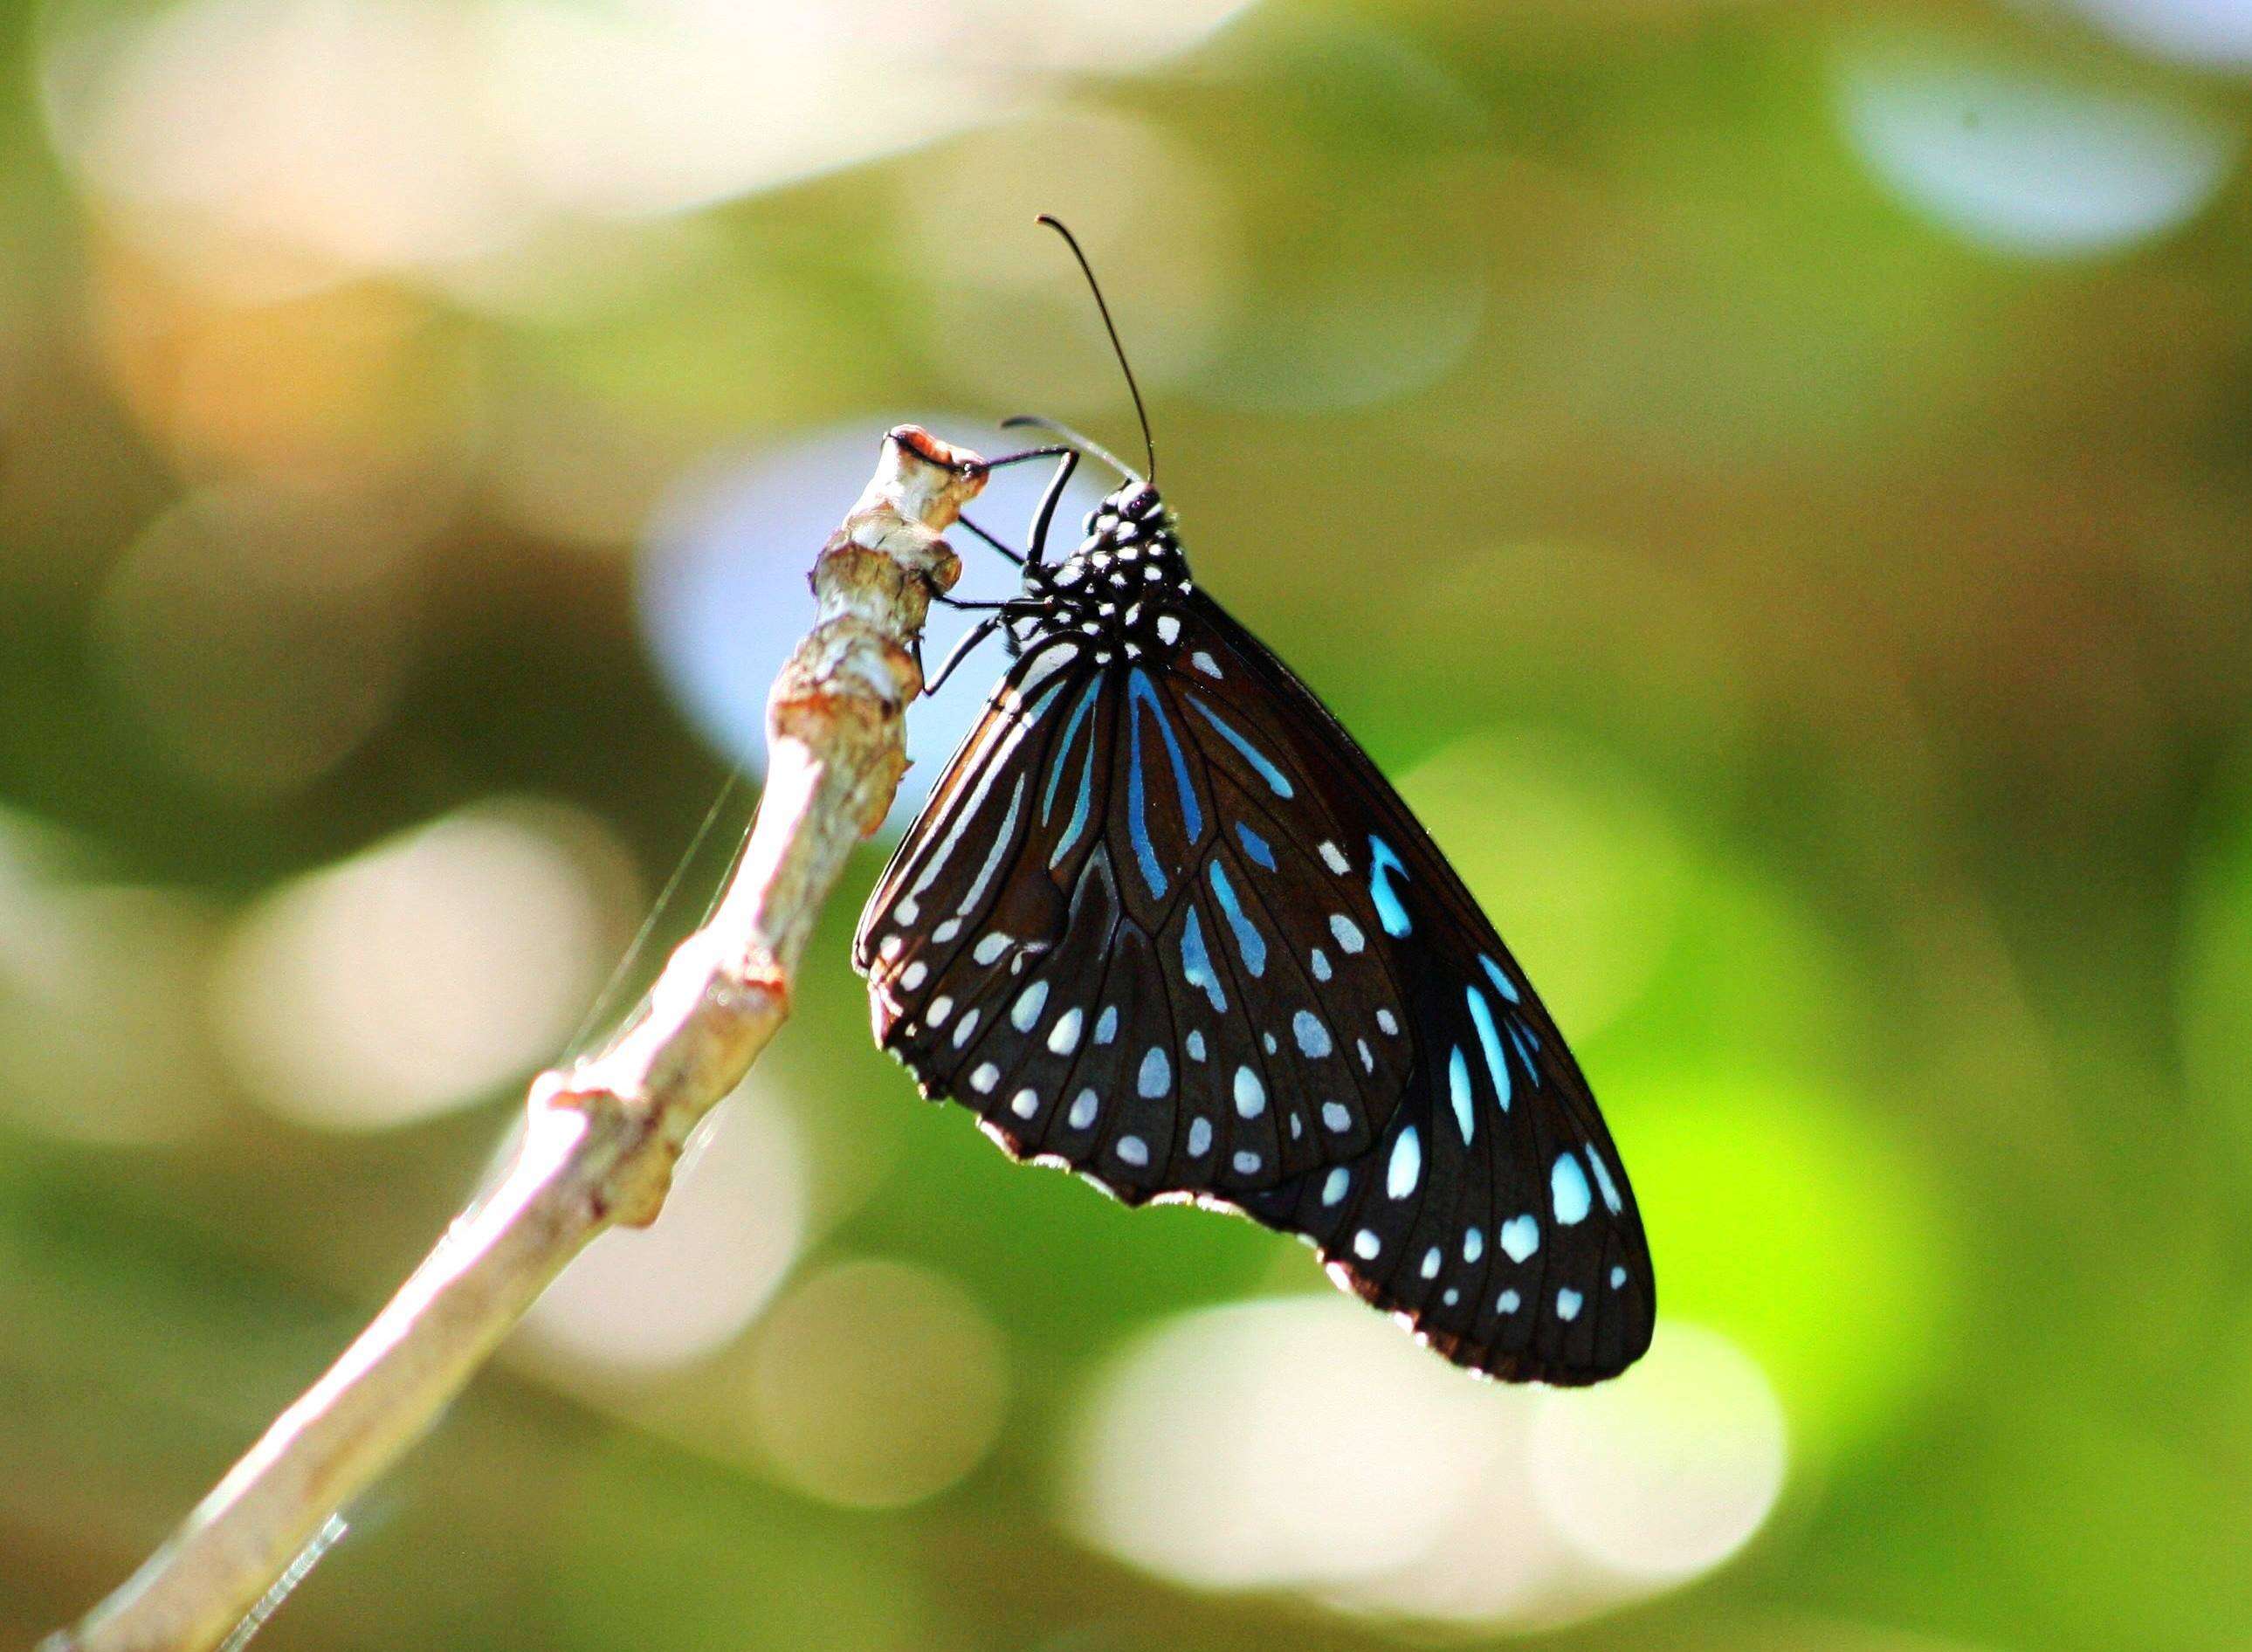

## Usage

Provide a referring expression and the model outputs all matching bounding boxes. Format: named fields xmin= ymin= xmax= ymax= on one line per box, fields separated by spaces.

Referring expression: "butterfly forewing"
xmin=857 ymin=498 xmax=1653 ymax=1386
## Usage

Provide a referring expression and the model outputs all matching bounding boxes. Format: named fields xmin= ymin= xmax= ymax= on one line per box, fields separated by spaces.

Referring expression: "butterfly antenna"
xmin=1034 ymin=214 xmax=1156 ymax=484
xmin=997 ymin=413 xmax=1135 ymax=481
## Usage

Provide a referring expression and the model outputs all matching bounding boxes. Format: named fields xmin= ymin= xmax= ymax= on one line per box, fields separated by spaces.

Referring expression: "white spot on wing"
xmin=1009 ymin=1088 xmax=1038 ymax=1119
xmin=1500 ymin=1215 xmax=1539 ymax=1263
xmin=1330 ymin=914 xmax=1365 ymax=953
xmin=951 ymin=1008 xmax=981 ymax=1049
xmin=1321 ymin=1167 xmax=1350 ymax=1205
xmin=1011 ymin=981 xmax=1049 ymax=1031
xmin=1291 ymin=1011 xmax=1333 ymax=1058
xmin=1352 ymin=1229 xmax=1381 ymax=1260
xmin=974 ymin=933 xmax=1012 ymax=966
xmin=1048 ymin=1008 xmax=1083 ymax=1055
xmin=1192 ymin=650 xmax=1222 ymax=678
xmin=1067 ymin=1089 xmax=1098 ymax=1130
xmin=1233 ymin=1066 xmax=1265 ymax=1118
xmin=970 ymin=1063 xmax=999 ymax=1093
xmin=1319 ymin=841 xmax=1348 ymax=874
xmin=1387 ymin=1126 xmax=1422 ymax=1198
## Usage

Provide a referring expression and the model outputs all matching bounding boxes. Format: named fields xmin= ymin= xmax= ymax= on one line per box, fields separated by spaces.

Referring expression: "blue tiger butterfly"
xmin=854 ymin=220 xmax=1652 ymax=1384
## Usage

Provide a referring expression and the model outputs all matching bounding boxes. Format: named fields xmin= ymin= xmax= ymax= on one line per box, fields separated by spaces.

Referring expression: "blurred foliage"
xmin=4 ymin=0 xmax=2252 ymax=1649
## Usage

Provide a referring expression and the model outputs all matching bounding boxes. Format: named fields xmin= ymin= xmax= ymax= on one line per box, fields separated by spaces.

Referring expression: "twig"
xmin=40 ymin=426 xmax=990 ymax=1652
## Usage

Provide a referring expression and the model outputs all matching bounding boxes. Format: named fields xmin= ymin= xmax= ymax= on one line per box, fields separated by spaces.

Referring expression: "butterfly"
xmin=853 ymin=221 xmax=1652 ymax=1385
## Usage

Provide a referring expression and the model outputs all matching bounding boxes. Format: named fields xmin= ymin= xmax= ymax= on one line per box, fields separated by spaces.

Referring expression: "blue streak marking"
xmin=1129 ymin=670 xmax=1203 ymax=841
xmin=1180 ymin=905 xmax=1227 ymax=1014
xmin=1235 ymin=822 xmax=1277 ymax=871
xmin=1187 ymin=697 xmax=1294 ymax=799
xmin=1040 ymin=678 xmax=1102 ymax=823
xmin=1465 ymin=987 xmax=1512 ymax=1113
xmin=1509 ymin=1022 xmax=1542 ymax=1084
xmin=1586 ymin=1148 xmax=1623 ymax=1215
xmin=1048 ymin=687 xmax=1099 ymax=871
xmin=1447 ymin=1047 xmax=1474 ymax=1143
xmin=1479 ymin=954 xmax=1520 ymax=1004
xmin=1126 ymin=687 xmax=1166 ymax=898
xmin=1209 ymin=862 xmax=1267 ymax=978
xmin=1367 ymin=836 xmax=1411 ymax=937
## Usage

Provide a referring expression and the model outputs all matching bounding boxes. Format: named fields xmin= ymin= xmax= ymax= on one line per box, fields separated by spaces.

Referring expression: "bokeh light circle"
xmin=1529 ymin=1320 xmax=1787 ymax=1580
xmin=1064 ymin=1295 xmax=1788 ymax=1627
xmin=519 ymin=1084 xmax=807 ymax=1373
xmin=1835 ymin=32 xmax=2238 ymax=258
xmin=211 ymin=800 xmax=629 ymax=1130
xmin=747 ymin=1258 xmax=1010 ymax=1509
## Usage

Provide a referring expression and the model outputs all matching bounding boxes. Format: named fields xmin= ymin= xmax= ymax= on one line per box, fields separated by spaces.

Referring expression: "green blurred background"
xmin=4 ymin=0 xmax=2251 ymax=1646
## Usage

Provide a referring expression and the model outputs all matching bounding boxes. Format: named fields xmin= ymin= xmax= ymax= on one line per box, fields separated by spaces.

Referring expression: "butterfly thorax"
xmin=1029 ymin=482 xmax=1194 ymax=666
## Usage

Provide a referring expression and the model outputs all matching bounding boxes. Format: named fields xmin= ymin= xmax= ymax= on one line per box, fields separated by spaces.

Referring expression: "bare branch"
xmin=41 ymin=426 xmax=990 ymax=1652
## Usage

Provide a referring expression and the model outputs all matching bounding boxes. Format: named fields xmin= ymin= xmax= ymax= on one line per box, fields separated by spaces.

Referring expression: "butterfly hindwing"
xmin=1183 ymin=595 xmax=1656 ymax=1383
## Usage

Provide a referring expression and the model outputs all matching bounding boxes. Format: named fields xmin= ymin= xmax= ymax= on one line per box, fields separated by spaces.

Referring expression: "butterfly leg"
xmin=924 ymin=615 xmax=1004 ymax=695
xmin=1027 ymin=449 xmax=1079 ymax=568
xmin=954 ymin=513 xmax=1026 ymax=568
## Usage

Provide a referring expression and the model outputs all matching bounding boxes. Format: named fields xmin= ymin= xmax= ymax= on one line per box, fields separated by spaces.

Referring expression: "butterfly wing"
xmin=857 ymin=592 xmax=1654 ymax=1385
xmin=857 ymin=624 xmax=1413 ymax=1202
xmin=1179 ymin=594 xmax=1655 ymax=1385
